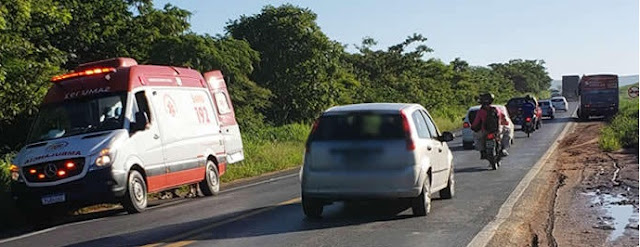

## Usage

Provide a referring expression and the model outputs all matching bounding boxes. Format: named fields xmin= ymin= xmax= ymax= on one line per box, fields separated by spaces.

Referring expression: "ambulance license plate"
xmin=41 ymin=193 xmax=66 ymax=205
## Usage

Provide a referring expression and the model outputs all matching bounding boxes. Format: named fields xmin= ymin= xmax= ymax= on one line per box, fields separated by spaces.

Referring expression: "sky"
xmin=156 ymin=0 xmax=639 ymax=79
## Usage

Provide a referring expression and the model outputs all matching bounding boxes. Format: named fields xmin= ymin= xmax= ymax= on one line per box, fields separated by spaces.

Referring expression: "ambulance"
xmin=9 ymin=57 xmax=244 ymax=213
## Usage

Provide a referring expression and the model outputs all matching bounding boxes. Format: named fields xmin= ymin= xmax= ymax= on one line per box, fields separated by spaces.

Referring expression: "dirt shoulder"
xmin=488 ymin=122 xmax=639 ymax=247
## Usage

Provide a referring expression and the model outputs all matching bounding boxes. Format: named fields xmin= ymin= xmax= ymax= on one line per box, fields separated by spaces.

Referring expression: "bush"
xmin=222 ymin=123 xmax=311 ymax=182
xmin=0 ymin=153 xmax=15 ymax=193
xmin=599 ymin=99 xmax=639 ymax=151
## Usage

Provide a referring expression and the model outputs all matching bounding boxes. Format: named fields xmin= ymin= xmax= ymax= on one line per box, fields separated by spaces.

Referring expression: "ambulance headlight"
xmin=94 ymin=148 xmax=114 ymax=168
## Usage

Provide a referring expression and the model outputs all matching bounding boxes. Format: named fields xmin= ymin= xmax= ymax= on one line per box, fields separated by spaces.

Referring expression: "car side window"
xmin=133 ymin=91 xmax=152 ymax=122
xmin=411 ymin=111 xmax=431 ymax=139
xmin=421 ymin=110 xmax=439 ymax=138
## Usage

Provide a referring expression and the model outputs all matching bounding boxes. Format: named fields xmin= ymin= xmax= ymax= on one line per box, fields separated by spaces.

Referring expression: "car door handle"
xmin=153 ymin=134 xmax=160 ymax=139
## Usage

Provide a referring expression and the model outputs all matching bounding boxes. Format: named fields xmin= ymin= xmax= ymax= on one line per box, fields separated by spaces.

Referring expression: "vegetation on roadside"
xmin=0 ymin=1 xmax=553 ymax=190
xmin=599 ymin=85 xmax=640 ymax=151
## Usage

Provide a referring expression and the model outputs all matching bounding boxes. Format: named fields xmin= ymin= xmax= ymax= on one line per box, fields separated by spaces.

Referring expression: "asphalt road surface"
xmin=1 ymin=103 xmax=578 ymax=247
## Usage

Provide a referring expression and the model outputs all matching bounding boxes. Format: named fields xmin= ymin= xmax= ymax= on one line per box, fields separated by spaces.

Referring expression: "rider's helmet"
xmin=479 ymin=93 xmax=495 ymax=106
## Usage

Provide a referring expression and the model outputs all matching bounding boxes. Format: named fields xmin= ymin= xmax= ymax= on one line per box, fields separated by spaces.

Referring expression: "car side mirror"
xmin=438 ymin=131 xmax=455 ymax=142
xmin=131 ymin=112 xmax=149 ymax=133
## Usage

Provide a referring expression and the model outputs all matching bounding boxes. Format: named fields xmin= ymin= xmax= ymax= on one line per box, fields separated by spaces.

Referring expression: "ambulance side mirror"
xmin=131 ymin=112 xmax=149 ymax=133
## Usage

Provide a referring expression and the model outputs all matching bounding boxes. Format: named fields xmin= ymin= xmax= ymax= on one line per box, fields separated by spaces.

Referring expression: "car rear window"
xmin=507 ymin=98 xmax=525 ymax=107
xmin=551 ymin=99 xmax=563 ymax=102
xmin=540 ymin=102 xmax=550 ymax=106
xmin=311 ymin=113 xmax=405 ymax=141
xmin=468 ymin=110 xmax=478 ymax=123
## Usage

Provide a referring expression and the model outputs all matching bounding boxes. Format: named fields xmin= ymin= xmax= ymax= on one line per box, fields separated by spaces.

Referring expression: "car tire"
xmin=412 ymin=177 xmax=431 ymax=216
xmin=122 ymin=170 xmax=147 ymax=214
xmin=551 ymin=114 xmax=555 ymax=120
xmin=302 ymin=195 xmax=323 ymax=218
xmin=462 ymin=142 xmax=474 ymax=150
xmin=439 ymin=169 xmax=455 ymax=199
xmin=200 ymin=160 xmax=220 ymax=196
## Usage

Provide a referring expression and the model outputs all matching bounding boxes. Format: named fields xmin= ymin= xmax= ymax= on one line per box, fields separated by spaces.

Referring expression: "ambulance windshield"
xmin=27 ymin=93 xmax=127 ymax=143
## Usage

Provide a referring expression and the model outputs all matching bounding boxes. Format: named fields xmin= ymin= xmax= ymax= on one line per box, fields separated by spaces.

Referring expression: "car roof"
xmin=324 ymin=103 xmax=419 ymax=114
xmin=539 ymin=100 xmax=551 ymax=102
xmin=551 ymin=96 xmax=566 ymax=100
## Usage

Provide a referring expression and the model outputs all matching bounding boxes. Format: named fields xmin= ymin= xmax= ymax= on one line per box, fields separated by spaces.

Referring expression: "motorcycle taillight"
xmin=487 ymin=133 xmax=495 ymax=140
xmin=525 ymin=117 xmax=532 ymax=122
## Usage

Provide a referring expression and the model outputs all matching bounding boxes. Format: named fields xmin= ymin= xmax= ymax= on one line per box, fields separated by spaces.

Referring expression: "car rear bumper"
xmin=582 ymin=106 xmax=617 ymax=116
xmin=11 ymin=168 xmax=127 ymax=208
xmin=301 ymin=166 xmax=423 ymax=200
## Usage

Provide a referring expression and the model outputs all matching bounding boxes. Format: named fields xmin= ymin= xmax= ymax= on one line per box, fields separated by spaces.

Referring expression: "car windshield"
xmin=311 ymin=113 xmax=405 ymax=141
xmin=27 ymin=93 xmax=127 ymax=143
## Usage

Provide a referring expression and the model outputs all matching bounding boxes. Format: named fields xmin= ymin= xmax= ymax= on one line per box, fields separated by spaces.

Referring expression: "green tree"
xmin=226 ymin=4 xmax=358 ymax=124
xmin=148 ymin=33 xmax=272 ymax=130
xmin=489 ymin=59 xmax=552 ymax=93
xmin=0 ymin=0 xmax=71 ymax=150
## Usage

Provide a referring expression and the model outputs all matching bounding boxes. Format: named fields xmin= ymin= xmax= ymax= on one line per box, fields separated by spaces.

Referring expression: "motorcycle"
xmin=522 ymin=116 xmax=534 ymax=137
xmin=484 ymin=131 xmax=503 ymax=170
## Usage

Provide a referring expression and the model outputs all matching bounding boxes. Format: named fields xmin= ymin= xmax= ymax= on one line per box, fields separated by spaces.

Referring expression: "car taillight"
xmin=585 ymin=104 xmax=590 ymax=108
xmin=487 ymin=133 xmax=495 ymax=140
xmin=400 ymin=110 xmax=415 ymax=151
xmin=525 ymin=117 xmax=531 ymax=122
xmin=463 ymin=122 xmax=470 ymax=128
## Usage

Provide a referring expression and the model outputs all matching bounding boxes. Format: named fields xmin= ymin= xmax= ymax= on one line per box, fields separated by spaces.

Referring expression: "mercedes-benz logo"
xmin=44 ymin=163 xmax=58 ymax=178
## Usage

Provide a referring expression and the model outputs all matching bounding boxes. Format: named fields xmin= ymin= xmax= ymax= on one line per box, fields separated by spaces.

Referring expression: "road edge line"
xmin=466 ymin=120 xmax=576 ymax=247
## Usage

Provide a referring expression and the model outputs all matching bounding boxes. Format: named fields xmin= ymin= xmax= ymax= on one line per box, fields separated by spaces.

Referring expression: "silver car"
xmin=462 ymin=105 xmax=515 ymax=150
xmin=551 ymin=96 xmax=568 ymax=111
xmin=300 ymin=103 xmax=455 ymax=218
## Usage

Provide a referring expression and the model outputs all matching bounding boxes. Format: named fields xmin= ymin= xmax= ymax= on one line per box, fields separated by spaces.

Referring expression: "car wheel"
xmin=439 ymin=169 xmax=455 ymax=199
xmin=302 ymin=195 xmax=323 ymax=218
xmin=122 ymin=170 xmax=147 ymax=214
xmin=199 ymin=160 xmax=220 ymax=196
xmin=551 ymin=114 xmax=555 ymax=120
xmin=412 ymin=176 xmax=431 ymax=216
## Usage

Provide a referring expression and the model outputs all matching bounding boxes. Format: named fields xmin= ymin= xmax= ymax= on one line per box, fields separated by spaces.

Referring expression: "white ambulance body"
xmin=10 ymin=57 xmax=244 ymax=213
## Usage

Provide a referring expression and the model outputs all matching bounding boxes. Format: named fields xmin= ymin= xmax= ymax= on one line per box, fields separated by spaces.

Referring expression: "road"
xmin=1 ymin=103 xmax=577 ymax=247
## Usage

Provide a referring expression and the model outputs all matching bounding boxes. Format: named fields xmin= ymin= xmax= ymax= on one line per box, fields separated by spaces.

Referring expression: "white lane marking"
xmin=0 ymin=217 xmax=107 ymax=244
xmin=467 ymin=104 xmax=578 ymax=247
xmin=222 ymin=173 xmax=299 ymax=194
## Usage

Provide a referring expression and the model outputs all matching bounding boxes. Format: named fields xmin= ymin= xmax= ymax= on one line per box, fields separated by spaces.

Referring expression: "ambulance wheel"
xmin=122 ymin=170 xmax=147 ymax=214
xmin=200 ymin=160 xmax=220 ymax=196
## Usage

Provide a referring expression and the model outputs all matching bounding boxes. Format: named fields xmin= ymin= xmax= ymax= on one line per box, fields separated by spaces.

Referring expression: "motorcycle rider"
xmin=471 ymin=93 xmax=510 ymax=159
xmin=521 ymin=95 xmax=537 ymax=129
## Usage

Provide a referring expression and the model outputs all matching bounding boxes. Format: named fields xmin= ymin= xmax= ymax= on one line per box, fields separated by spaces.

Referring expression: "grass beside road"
xmin=599 ymin=86 xmax=639 ymax=151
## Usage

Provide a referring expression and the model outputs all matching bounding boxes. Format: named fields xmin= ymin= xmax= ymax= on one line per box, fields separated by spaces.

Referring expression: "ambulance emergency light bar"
xmin=51 ymin=67 xmax=116 ymax=82
xmin=50 ymin=57 xmax=138 ymax=82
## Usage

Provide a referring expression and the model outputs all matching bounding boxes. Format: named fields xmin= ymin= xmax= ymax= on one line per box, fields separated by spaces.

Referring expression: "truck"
xmin=562 ymin=75 xmax=580 ymax=101
xmin=9 ymin=57 xmax=244 ymax=214
xmin=576 ymin=74 xmax=619 ymax=120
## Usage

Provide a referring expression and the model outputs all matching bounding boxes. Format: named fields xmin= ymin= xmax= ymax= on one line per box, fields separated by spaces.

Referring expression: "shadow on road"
xmin=66 ymin=201 xmax=419 ymax=247
xmin=454 ymin=166 xmax=490 ymax=174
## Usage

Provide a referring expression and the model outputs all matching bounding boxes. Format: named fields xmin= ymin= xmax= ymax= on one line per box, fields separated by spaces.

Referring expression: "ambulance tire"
xmin=200 ymin=160 xmax=220 ymax=196
xmin=122 ymin=170 xmax=148 ymax=214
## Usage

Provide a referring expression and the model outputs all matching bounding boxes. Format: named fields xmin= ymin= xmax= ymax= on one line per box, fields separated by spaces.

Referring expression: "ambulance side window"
xmin=214 ymin=92 xmax=231 ymax=114
xmin=131 ymin=91 xmax=152 ymax=132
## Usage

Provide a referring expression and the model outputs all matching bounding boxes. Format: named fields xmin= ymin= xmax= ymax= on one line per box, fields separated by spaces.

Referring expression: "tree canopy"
xmin=0 ymin=1 xmax=552 ymax=152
